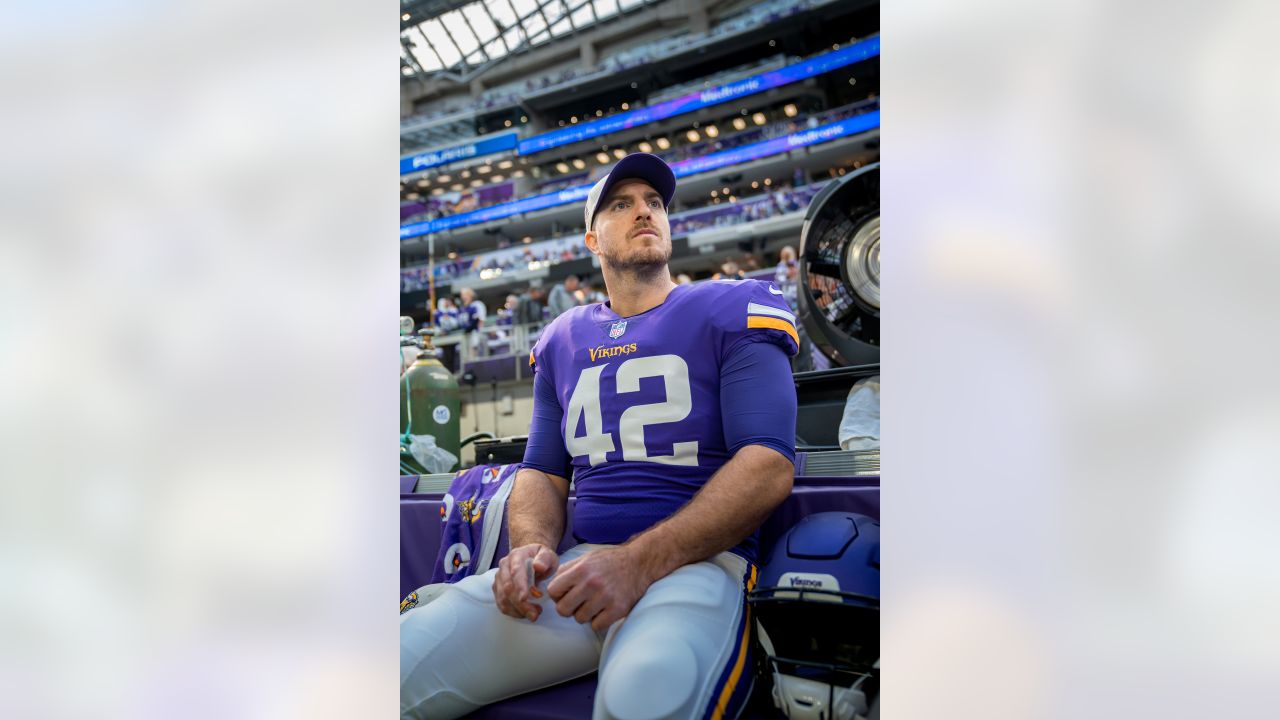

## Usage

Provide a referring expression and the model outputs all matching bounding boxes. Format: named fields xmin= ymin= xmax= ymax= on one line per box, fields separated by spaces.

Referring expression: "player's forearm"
xmin=624 ymin=444 xmax=793 ymax=582
xmin=507 ymin=467 xmax=569 ymax=549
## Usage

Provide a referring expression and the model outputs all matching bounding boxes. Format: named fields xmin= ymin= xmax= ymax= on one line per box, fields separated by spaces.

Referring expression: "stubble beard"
xmin=600 ymin=239 xmax=671 ymax=284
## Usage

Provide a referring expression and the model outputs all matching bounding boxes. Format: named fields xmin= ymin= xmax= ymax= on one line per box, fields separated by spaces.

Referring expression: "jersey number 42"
xmin=564 ymin=354 xmax=698 ymax=467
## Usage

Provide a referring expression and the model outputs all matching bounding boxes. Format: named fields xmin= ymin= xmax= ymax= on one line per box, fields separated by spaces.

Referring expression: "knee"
xmin=597 ymin=634 xmax=700 ymax=720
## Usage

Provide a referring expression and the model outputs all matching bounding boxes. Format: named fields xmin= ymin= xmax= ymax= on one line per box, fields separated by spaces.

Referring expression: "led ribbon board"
xmin=515 ymin=35 xmax=880 ymax=156
xmin=400 ymin=133 xmax=519 ymax=175
xmin=400 ymin=110 xmax=880 ymax=240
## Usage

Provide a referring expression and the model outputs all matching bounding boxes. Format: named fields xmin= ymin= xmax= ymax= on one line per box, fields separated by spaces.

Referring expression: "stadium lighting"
xmin=705 ymin=125 xmax=719 ymax=138
xmin=470 ymin=179 xmax=484 ymax=187
xmin=732 ymin=117 xmax=747 ymax=131
xmin=437 ymin=174 xmax=451 ymax=183
xmin=431 ymin=188 xmax=444 ymax=196
xmin=572 ymin=158 xmax=586 ymax=169
xmin=521 ymin=115 xmax=528 ymax=122
xmin=461 ymin=169 xmax=471 ymax=178
xmin=451 ymin=183 xmax=464 ymax=191
xmin=656 ymin=137 xmax=671 ymax=150
xmin=711 ymin=190 xmax=718 ymax=197
xmin=491 ymin=174 xmax=504 ymax=182
xmin=402 ymin=67 xmax=414 ymax=76
xmin=556 ymin=162 xmax=570 ymax=173
xmin=402 ymin=13 xmax=411 ymax=21
xmin=513 ymin=170 xmax=525 ymax=178
xmin=612 ymin=148 xmax=627 ymax=159
xmin=570 ymin=116 xmax=578 ymax=123
xmin=752 ymin=112 xmax=767 ymax=125
xmin=638 ymin=141 xmax=653 ymax=153
xmin=417 ymin=179 xmax=428 ymax=187
xmin=478 ymin=165 xmax=491 ymax=174
xmin=597 ymin=152 xmax=610 ymax=164
xmin=763 ymin=178 xmax=772 ymax=186
xmin=686 ymin=130 xmax=700 ymax=142
xmin=504 ymin=120 xmax=512 ymax=127
xmin=596 ymin=110 xmax=603 ymax=117
xmin=722 ymin=187 xmax=730 ymax=194
xmin=498 ymin=160 xmax=513 ymax=169
xmin=621 ymin=103 xmax=630 ymax=110
xmin=523 ymin=236 xmax=533 ymax=244
xmin=784 ymin=104 xmax=798 ymax=117
xmin=448 ymin=251 xmax=458 ymax=259
xmin=751 ymin=181 xmax=759 ymax=189
xmin=406 ymin=192 xmax=420 ymax=200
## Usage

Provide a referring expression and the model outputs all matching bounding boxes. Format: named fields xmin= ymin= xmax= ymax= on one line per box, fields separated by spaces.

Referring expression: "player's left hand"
xmin=546 ymin=546 xmax=651 ymax=633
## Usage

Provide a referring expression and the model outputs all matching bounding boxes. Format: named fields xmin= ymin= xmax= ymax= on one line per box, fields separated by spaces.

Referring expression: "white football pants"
xmin=400 ymin=543 xmax=756 ymax=720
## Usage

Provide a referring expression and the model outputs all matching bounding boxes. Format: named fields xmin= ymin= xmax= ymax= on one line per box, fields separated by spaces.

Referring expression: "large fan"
xmin=798 ymin=163 xmax=880 ymax=367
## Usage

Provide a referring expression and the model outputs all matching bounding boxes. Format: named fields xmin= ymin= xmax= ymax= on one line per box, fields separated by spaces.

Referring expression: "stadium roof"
xmin=401 ymin=0 xmax=657 ymax=82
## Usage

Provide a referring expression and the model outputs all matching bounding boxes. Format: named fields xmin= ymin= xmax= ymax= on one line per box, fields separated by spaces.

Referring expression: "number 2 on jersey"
xmin=564 ymin=354 xmax=699 ymax=467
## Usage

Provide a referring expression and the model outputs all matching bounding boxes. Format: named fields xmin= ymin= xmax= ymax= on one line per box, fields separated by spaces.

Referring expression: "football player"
xmin=401 ymin=153 xmax=799 ymax=720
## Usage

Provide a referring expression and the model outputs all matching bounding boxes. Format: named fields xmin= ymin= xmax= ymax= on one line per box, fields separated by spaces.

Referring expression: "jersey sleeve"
xmin=521 ymin=332 xmax=572 ymax=478
xmin=716 ymin=279 xmax=801 ymax=360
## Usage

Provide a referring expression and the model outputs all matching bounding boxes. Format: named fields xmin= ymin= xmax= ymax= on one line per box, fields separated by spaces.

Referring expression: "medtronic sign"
xmin=516 ymin=35 xmax=880 ymax=156
xmin=400 ymin=110 xmax=880 ymax=240
xmin=399 ymin=133 xmax=519 ymax=175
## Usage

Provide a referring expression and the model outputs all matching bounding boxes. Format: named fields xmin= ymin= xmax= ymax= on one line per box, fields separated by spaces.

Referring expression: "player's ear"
xmin=584 ymin=230 xmax=599 ymax=255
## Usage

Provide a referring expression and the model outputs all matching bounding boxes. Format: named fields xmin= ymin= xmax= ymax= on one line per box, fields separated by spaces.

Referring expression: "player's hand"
xmin=546 ymin=546 xmax=651 ymax=633
xmin=494 ymin=543 xmax=558 ymax=622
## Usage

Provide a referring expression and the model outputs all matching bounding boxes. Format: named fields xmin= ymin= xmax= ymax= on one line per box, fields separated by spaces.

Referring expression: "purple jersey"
xmin=527 ymin=279 xmax=798 ymax=562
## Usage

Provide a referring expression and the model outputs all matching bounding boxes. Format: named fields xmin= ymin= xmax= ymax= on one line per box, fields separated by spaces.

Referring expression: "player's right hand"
xmin=494 ymin=543 xmax=559 ymax=622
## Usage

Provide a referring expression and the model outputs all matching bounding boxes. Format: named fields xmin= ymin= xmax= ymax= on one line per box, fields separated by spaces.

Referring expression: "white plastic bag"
xmin=408 ymin=434 xmax=459 ymax=474
xmin=838 ymin=375 xmax=880 ymax=452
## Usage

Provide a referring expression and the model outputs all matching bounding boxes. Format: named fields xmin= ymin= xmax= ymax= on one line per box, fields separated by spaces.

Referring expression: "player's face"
xmin=588 ymin=179 xmax=672 ymax=271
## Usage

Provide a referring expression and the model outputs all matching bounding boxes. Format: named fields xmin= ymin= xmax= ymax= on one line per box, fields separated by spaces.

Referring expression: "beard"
xmin=599 ymin=234 xmax=671 ymax=278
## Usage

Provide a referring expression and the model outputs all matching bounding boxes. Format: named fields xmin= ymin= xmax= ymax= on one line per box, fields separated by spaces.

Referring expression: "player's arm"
xmin=547 ymin=340 xmax=796 ymax=631
xmin=494 ymin=365 xmax=572 ymax=622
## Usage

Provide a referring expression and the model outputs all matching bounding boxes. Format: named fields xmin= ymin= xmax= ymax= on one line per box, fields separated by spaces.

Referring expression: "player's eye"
xmin=613 ymin=200 xmax=628 ymax=210
xmin=649 ymin=199 xmax=662 ymax=209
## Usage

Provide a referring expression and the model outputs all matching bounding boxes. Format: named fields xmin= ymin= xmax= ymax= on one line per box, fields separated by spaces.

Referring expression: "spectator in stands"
xmin=714 ymin=259 xmax=745 ymax=280
xmin=434 ymin=297 xmax=461 ymax=333
xmin=459 ymin=287 xmax=488 ymax=358
xmin=578 ymin=279 xmax=607 ymax=305
xmin=774 ymin=245 xmax=798 ymax=286
xmin=497 ymin=294 xmax=519 ymax=327
xmin=516 ymin=286 xmax=546 ymax=325
xmin=547 ymin=274 xmax=581 ymax=319
xmin=675 ymin=273 xmax=693 ymax=285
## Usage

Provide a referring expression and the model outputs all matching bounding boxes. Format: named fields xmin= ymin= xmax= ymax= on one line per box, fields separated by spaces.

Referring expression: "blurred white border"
xmin=0 ymin=2 xmax=397 ymax=717
xmin=886 ymin=1 xmax=1280 ymax=718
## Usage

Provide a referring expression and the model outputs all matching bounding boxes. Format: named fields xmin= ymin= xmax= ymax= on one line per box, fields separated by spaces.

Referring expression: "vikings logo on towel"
xmin=609 ymin=320 xmax=627 ymax=339
xmin=429 ymin=463 xmax=521 ymax=585
xmin=399 ymin=591 xmax=419 ymax=615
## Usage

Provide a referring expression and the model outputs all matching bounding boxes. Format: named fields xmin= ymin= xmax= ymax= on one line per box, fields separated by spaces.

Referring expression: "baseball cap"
xmin=583 ymin=153 xmax=677 ymax=230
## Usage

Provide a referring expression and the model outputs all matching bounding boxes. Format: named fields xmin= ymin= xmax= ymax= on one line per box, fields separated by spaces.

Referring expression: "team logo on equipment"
xmin=400 ymin=592 xmax=419 ymax=615
xmin=609 ymin=320 xmax=627 ymax=339
xmin=443 ymin=543 xmax=472 ymax=575
xmin=458 ymin=493 xmax=486 ymax=524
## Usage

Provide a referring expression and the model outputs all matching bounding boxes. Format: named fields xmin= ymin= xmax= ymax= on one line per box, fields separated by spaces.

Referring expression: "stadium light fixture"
xmin=638 ymin=141 xmax=653 ymax=153
xmin=732 ymin=117 xmax=747 ymax=131
xmin=784 ymin=103 xmax=798 ymax=117
xmin=437 ymin=174 xmax=451 ymax=183
xmin=491 ymin=174 xmax=504 ymax=182
xmin=686 ymin=130 xmax=700 ymax=142
xmin=417 ymin=179 xmax=428 ymax=187
xmin=504 ymin=120 xmax=512 ymax=127
xmin=752 ymin=112 xmax=767 ymax=126
xmin=597 ymin=152 xmax=610 ymax=164
xmin=461 ymin=169 xmax=471 ymax=178
xmin=478 ymin=165 xmax=491 ymax=174
xmin=406 ymin=192 xmax=420 ymax=200
xmin=572 ymin=158 xmax=586 ymax=170
xmin=621 ymin=102 xmax=630 ymax=110
xmin=498 ymin=160 xmax=513 ymax=169
xmin=512 ymin=170 xmax=525 ymax=178
xmin=705 ymin=125 xmax=719 ymax=138
xmin=656 ymin=137 xmax=671 ymax=150
xmin=763 ymin=178 xmax=772 ymax=186
xmin=612 ymin=148 xmax=626 ymax=160
xmin=402 ymin=13 xmax=411 ymax=21
xmin=556 ymin=162 xmax=570 ymax=173
xmin=470 ymin=179 xmax=484 ymax=187
xmin=521 ymin=115 xmax=528 ymax=122
xmin=451 ymin=184 xmax=464 ymax=191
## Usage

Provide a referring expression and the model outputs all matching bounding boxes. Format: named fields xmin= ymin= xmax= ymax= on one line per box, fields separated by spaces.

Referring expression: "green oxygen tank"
xmin=400 ymin=328 xmax=462 ymax=475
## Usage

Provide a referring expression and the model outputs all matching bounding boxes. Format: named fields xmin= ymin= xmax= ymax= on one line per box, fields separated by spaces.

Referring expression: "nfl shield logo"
xmin=609 ymin=320 xmax=627 ymax=339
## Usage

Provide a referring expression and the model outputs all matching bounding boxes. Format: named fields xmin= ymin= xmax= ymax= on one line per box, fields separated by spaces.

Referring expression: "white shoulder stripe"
xmin=768 ymin=286 xmax=785 ymax=295
xmin=747 ymin=302 xmax=796 ymax=323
